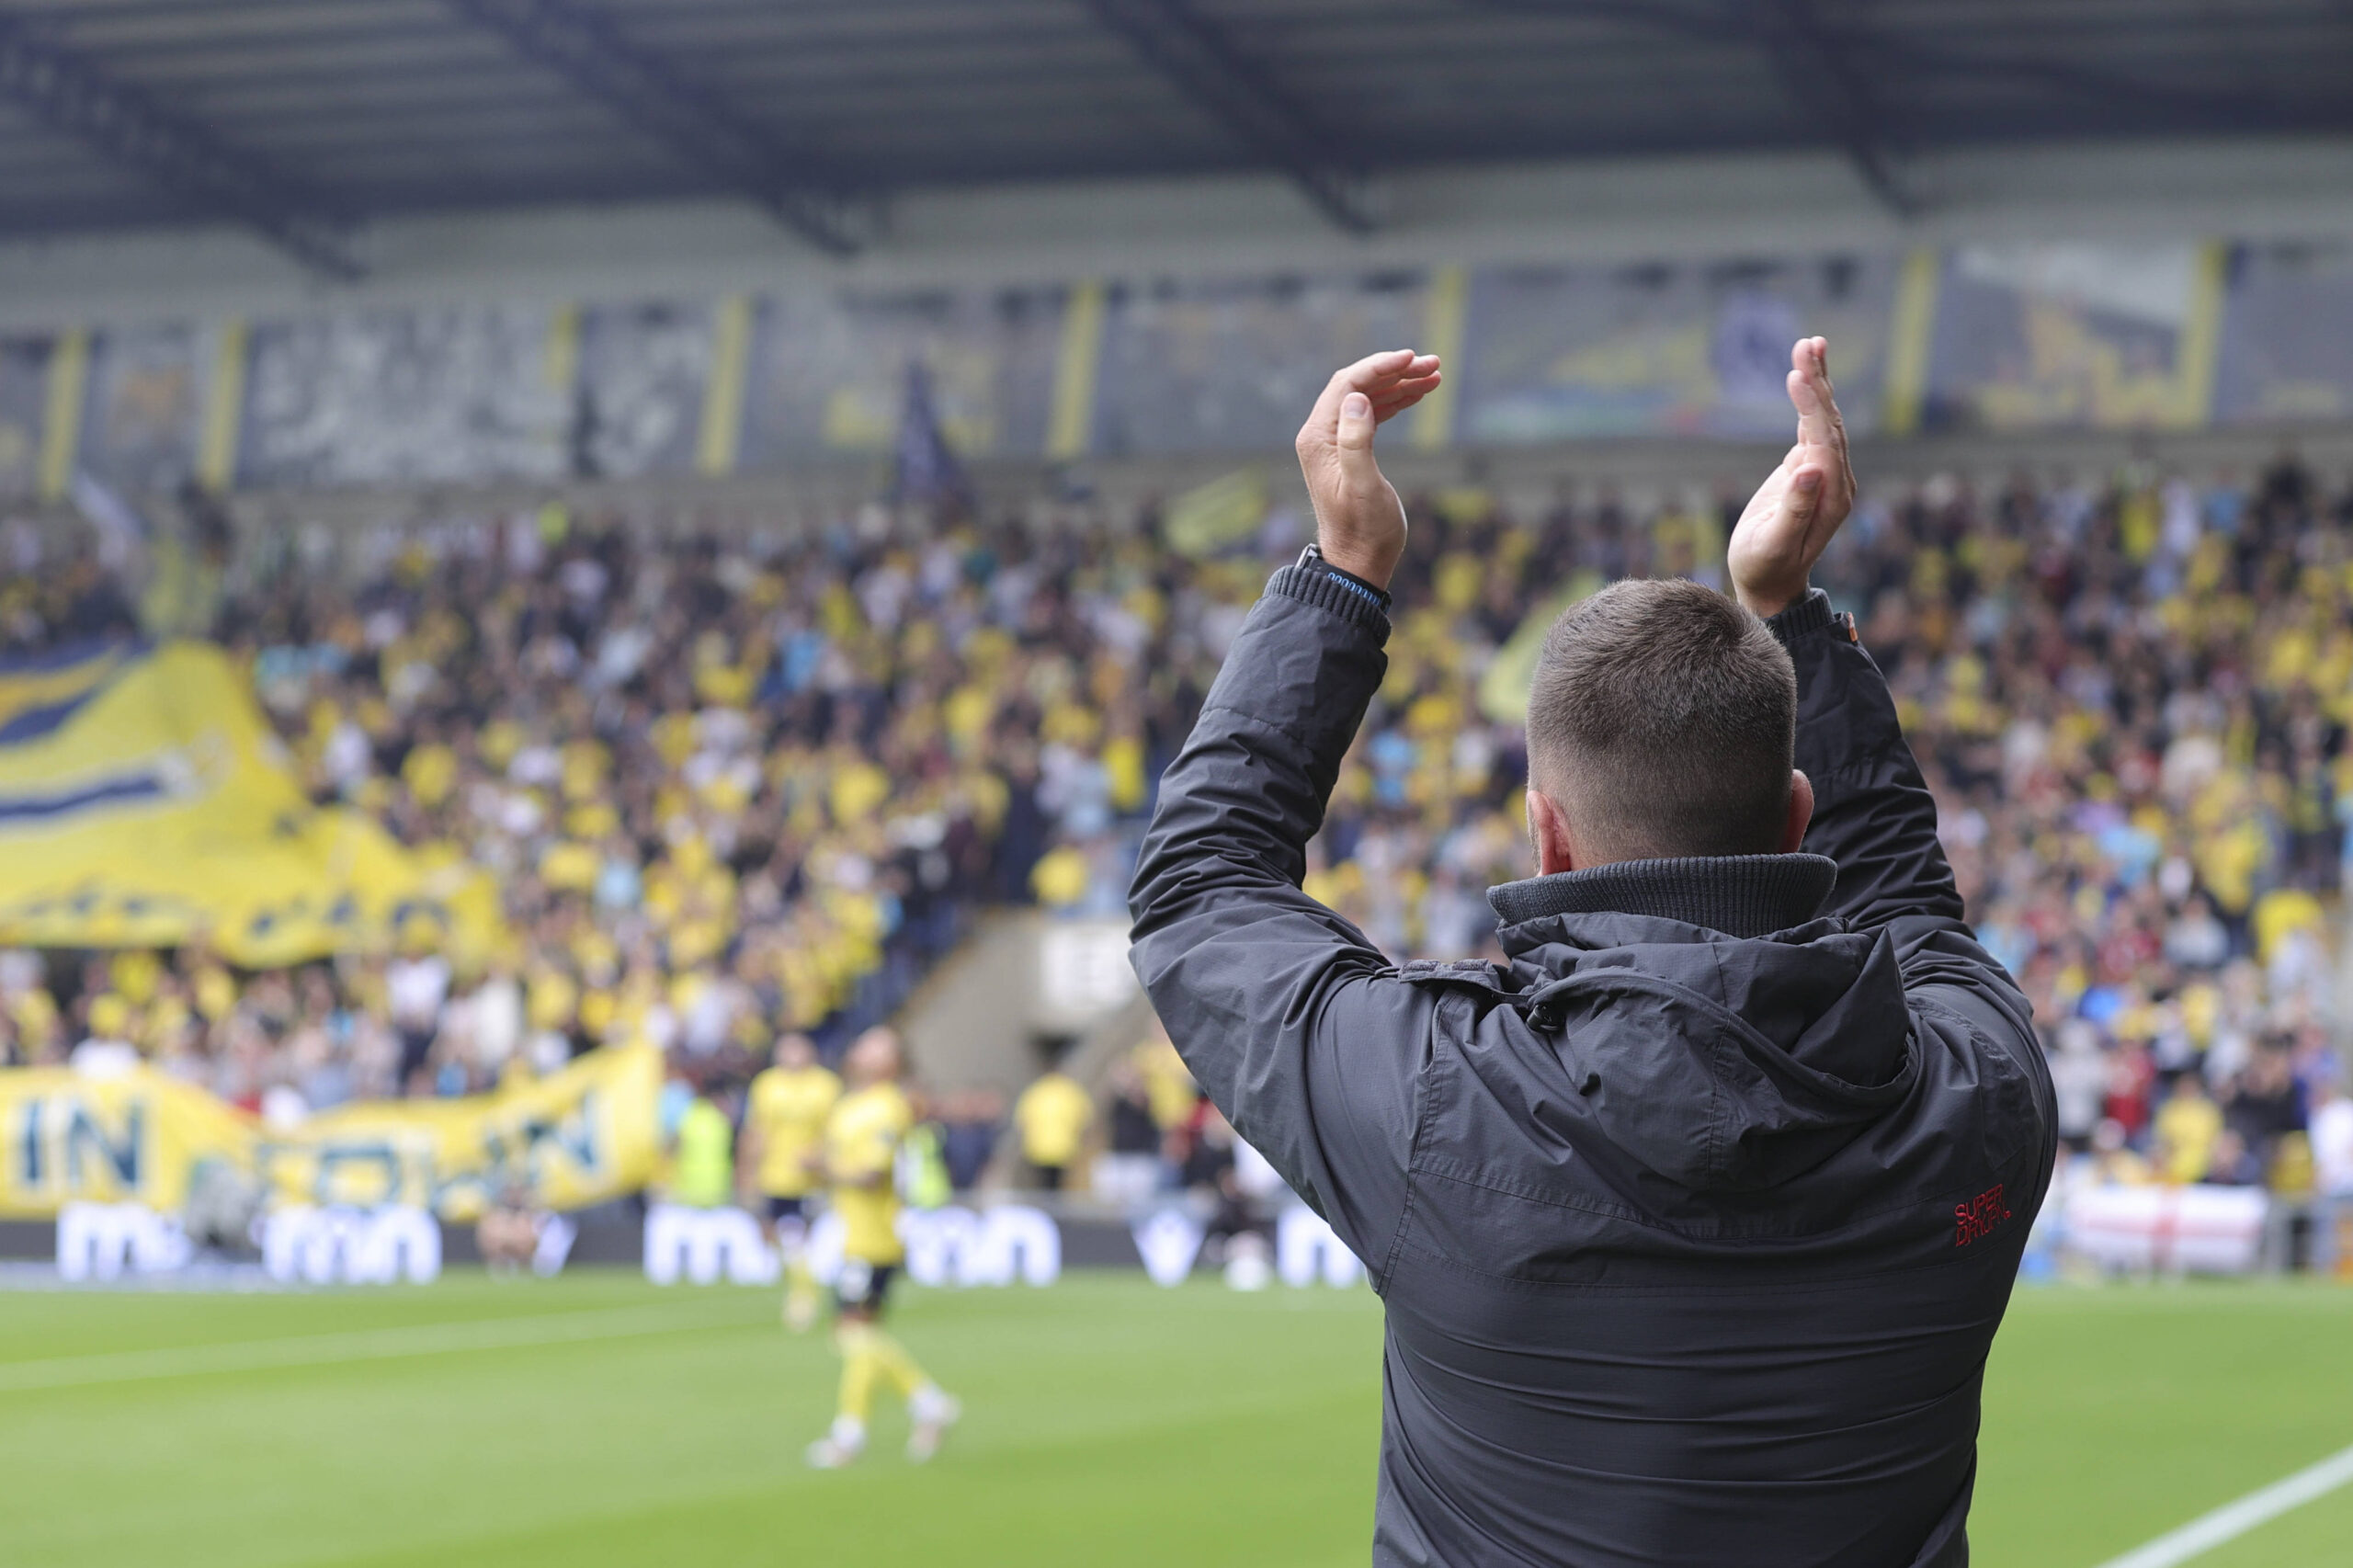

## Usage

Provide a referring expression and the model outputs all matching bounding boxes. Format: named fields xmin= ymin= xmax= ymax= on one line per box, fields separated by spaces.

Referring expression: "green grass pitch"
xmin=4 ymin=1271 xmax=2350 ymax=1567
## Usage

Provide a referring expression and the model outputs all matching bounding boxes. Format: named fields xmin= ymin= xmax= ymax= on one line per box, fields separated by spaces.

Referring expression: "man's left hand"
xmin=1295 ymin=349 xmax=1443 ymax=590
xmin=1727 ymin=337 xmax=1857 ymax=619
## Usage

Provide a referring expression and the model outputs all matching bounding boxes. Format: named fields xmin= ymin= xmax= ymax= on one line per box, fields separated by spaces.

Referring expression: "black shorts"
xmin=766 ymin=1196 xmax=808 ymax=1223
xmin=835 ymin=1258 xmax=898 ymax=1312
xmin=396 ymin=1028 xmax=435 ymax=1085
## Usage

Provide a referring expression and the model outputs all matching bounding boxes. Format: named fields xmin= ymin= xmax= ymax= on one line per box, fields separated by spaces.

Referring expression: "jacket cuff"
xmin=1265 ymin=563 xmax=1392 ymax=644
xmin=1764 ymin=587 xmax=1836 ymax=648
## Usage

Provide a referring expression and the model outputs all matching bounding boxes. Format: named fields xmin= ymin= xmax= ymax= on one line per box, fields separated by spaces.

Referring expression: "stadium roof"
xmin=0 ymin=0 xmax=2347 ymax=278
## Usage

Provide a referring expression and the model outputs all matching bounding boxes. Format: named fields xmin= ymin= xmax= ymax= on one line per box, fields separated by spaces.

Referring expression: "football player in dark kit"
xmin=1131 ymin=339 xmax=2052 ymax=1566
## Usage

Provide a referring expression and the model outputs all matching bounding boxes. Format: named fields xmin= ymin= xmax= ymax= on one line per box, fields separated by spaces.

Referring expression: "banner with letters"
xmin=261 ymin=1041 xmax=663 ymax=1220
xmin=2214 ymin=241 xmax=2353 ymax=426
xmin=81 ymin=324 xmax=212 ymax=494
xmin=0 ymin=639 xmax=504 ymax=967
xmin=1919 ymin=242 xmax=2225 ymax=432
xmin=239 ymin=304 xmax=569 ymax=487
xmin=0 ymin=1064 xmax=254 ymax=1218
xmin=17 ymin=241 xmax=2353 ymax=498
xmin=1454 ymin=256 xmax=1901 ymax=443
xmin=740 ymin=285 xmax=1065 ymax=465
xmin=0 ymin=1042 xmax=662 ymax=1221
xmin=1093 ymin=271 xmax=1430 ymax=455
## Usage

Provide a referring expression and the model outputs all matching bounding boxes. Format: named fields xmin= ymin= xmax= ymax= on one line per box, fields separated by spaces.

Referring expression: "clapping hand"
xmin=1727 ymin=337 xmax=1857 ymax=619
xmin=1294 ymin=349 xmax=1444 ymax=590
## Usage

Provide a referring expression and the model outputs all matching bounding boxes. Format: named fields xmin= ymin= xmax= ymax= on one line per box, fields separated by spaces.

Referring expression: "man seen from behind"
xmin=1129 ymin=340 xmax=2055 ymax=1566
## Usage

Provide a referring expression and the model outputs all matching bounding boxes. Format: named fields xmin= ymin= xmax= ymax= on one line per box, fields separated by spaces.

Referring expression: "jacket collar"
xmin=1486 ymin=853 xmax=1838 ymax=941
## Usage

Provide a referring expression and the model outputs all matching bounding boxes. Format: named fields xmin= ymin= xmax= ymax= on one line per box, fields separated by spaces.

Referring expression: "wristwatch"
xmin=1296 ymin=542 xmax=1393 ymax=613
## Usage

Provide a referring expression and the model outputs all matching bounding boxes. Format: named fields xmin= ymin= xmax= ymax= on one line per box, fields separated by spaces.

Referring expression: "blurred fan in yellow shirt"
xmin=1014 ymin=1045 xmax=1094 ymax=1191
xmin=2154 ymin=1074 xmax=2224 ymax=1186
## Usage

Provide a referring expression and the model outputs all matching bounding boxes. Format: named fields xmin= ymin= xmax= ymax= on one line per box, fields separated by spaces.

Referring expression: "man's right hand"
xmin=1295 ymin=349 xmax=1442 ymax=591
xmin=1727 ymin=337 xmax=1856 ymax=619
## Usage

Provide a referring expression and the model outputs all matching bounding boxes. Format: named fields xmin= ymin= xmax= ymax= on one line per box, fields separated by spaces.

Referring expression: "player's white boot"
xmin=804 ymin=1415 xmax=867 ymax=1470
xmin=905 ymin=1384 xmax=961 ymax=1462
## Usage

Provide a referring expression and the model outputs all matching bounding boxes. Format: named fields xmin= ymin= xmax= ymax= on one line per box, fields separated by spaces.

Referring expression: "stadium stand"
xmin=6 ymin=7 xmax=2353 ymax=1562
xmin=6 ymin=444 xmax=2347 ymax=1219
xmin=0 ymin=0 xmax=2344 ymax=1269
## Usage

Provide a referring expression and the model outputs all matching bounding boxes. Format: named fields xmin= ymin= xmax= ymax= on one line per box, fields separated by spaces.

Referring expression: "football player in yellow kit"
xmin=741 ymin=1032 xmax=841 ymax=1331
xmin=804 ymin=1026 xmax=961 ymax=1469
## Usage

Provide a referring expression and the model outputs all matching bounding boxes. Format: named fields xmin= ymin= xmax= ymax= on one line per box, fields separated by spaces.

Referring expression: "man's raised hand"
xmin=1726 ymin=337 xmax=1856 ymax=619
xmin=1295 ymin=349 xmax=1442 ymax=590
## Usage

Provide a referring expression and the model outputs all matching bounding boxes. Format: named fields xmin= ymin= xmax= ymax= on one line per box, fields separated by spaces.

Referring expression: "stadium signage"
xmin=54 ymin=1201 xmax=189 ymax=1280
xmin=642 ymin=1202 xmax=1064 ymax=1289
xmin=0 ymin=1046 xmax=663 ymax=1220
xmin=260 ymin=1205 xmax=442 ymax=1285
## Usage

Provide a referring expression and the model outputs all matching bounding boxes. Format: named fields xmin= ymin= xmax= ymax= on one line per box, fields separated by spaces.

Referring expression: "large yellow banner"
xmin=0 ymin=1044 xmax=663 ymax=1220
xmin=0 ymin=639 xmax=503 ymax=966
xmin=1476 ymin=572 xmax=1599 ymax=725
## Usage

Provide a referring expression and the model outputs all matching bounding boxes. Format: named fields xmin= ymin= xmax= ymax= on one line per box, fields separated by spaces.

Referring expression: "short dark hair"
xmin=1525 ymin=578 xmax=1797 ymax=860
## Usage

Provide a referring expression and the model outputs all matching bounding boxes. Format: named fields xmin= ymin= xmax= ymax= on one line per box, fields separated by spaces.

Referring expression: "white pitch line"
xmin=2093 ymin=1440 xmax=2353 ymax=1568
xmin=0 ymin=1302 xmax=760 ymax=1395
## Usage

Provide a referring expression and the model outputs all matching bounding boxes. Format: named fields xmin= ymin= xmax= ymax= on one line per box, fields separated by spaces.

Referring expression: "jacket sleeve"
xmin=1770 ymin=589 xmax=1962 ymax=933
xmin=1769 ymin=589 xmax=2049 ymax=1136
xmin=1127 ymin=564 xmax=1437 ymax=1276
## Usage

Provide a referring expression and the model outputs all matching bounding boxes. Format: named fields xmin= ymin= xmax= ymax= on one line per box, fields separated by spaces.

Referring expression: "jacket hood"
xmin=1488 ymin=861 xmax=1917 ymax=1192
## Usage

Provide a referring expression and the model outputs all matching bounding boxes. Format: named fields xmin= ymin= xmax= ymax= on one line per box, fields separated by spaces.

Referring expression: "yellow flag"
xmin=1478 ymin=573 xmax=1601 ymax=725
xmin=1163 ymin=466 xmax=1267 ymax=558
xmin=0 ymin=640 xmax=504 ymax=966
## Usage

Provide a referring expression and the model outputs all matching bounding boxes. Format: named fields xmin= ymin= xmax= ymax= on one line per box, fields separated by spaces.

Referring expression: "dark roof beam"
xmin=443 ymin=0 xmax=866 ymax=256
xmin=0 ymin=14 xmax=358 ymax=277
xmin=1456 ymin=0 xmax=1915 ymax=208
xmin=1877 ymin=45 xmax=2353 ymax=132
xmin=1752 ymin=0 xmax=1918 ymax=216
xmin=1082 ymin=0 xmax=1376 ymax=233
xmin=1460 ymin=1 xmax=2353 ymax=148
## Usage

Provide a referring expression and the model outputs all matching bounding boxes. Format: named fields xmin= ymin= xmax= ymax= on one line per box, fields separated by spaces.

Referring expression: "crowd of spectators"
xmin=0 ymin=500 xmax=1219 ymax=1122
xmin=1279 ymin=457 xmax=2353 ymax=1212
xmin=1821 ymin=457 xmax=2353 ymax=1206
xmin=5 ymin=452 xmax=2353 ymax=1221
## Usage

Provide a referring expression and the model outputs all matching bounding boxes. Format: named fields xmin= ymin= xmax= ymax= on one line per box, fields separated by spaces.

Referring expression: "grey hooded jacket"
xmin=1128 ymin=567 xmax=2054 ymax=1567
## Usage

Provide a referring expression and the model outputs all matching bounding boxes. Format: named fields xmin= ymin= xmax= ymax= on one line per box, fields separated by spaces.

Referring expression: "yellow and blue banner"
xmin=0 ymin=1061 xmax=253 ymax=1217
xmin=1477 ymin=572 xmax=1602 ymax=725
xmin=0 ymin=1043 xmax=663 ymax=1220
xmin=0 ymin=639 xmax=503 ymax=966
xmin=1162 ymin=466 xmax=1268 ymax=558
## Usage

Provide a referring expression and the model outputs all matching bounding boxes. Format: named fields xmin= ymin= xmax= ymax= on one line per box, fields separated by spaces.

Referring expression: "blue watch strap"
xmin=1296 ymin=543 xmax=1392 ymax=611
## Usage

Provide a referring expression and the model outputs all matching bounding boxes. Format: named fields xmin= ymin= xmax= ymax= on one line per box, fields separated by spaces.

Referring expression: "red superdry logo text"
xmin=1954 ymin=1185 xmax=2012 ymax=1247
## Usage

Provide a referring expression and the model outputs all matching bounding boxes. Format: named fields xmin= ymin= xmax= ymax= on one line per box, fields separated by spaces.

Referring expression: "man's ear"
xmin=1526 ymin=788 xmax=1578 ymax=876
xmin=1781 ymin=769 xmax=1814 ymax=853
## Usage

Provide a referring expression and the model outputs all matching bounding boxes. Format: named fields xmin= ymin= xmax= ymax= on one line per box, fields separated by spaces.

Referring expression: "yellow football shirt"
xmin=2154 ymin=1092 xmax=2223 ymax=1186
xmin=671 ymin=1098 xmax=735 ymax=1210
xmin=748 ymin=1063 xmax=842 ymax=1198
xmin=1014 ymin=1072 xmax=1094 ymax=1167
xmin=826 ymin=1083 xmax=913 ymax=1265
